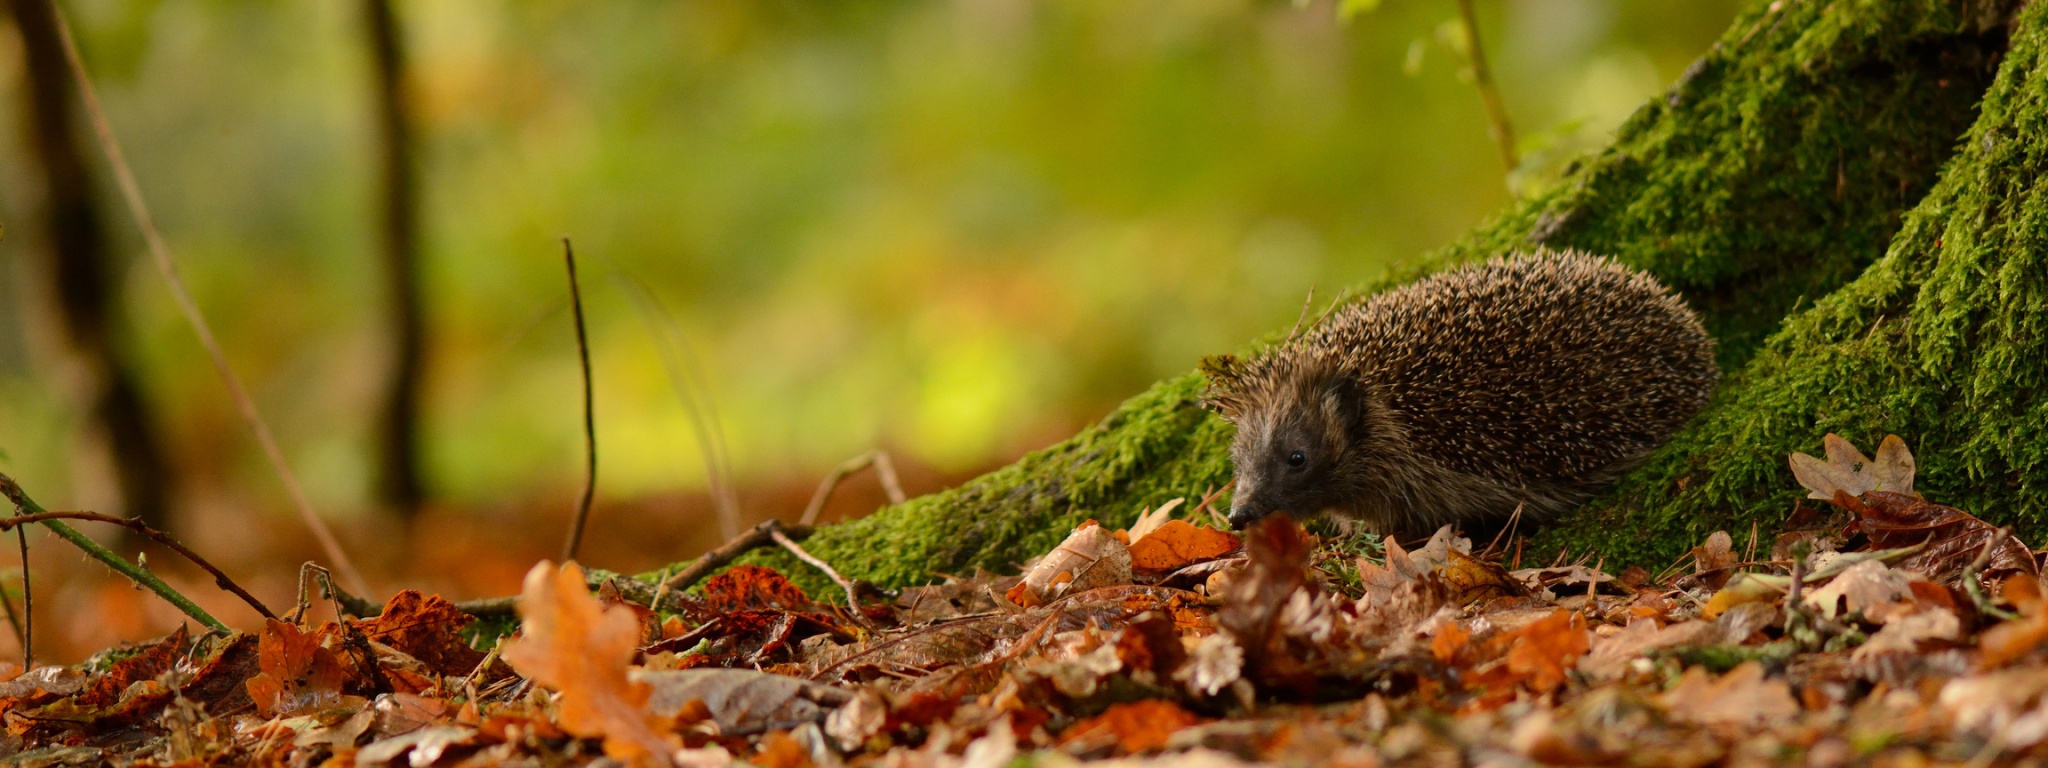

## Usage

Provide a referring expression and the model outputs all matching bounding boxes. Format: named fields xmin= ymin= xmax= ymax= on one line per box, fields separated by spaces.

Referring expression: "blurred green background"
xmin=0 ymin=0 xmax=1740 ymax=573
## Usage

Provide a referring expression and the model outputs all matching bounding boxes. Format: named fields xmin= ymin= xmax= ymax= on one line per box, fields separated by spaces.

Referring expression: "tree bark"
xmin=363 ymin=0 xmax=429 ymax=523
xmin=660 ymin=0 xmax=2024 ymax=593
xmin=7 ymin=0 xmax=175 ymax=537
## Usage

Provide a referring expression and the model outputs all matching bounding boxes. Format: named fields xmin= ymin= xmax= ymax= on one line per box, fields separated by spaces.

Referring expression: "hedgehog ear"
xmin=1319 ymin=375 xmax=1367 ymax=436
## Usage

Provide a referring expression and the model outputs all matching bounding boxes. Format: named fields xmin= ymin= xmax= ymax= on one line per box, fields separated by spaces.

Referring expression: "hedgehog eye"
xmin=1287 ymin=451 xmax=1306 ymax=468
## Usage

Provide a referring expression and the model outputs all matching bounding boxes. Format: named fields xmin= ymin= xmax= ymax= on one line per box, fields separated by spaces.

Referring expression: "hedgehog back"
xmin=1309 ymin=251 xmax=1718 ymax=487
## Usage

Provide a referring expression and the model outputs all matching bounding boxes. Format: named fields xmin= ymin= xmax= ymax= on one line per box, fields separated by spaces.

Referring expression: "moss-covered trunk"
xmin=715 ymin=0 xmax=2020 ymax=593
xmin=1540 ymin=0 xmax=2048 ymax=566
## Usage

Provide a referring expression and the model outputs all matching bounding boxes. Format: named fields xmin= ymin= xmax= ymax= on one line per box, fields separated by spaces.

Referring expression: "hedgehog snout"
xmin=1226 ymin=504 xmax=1261 ymax=529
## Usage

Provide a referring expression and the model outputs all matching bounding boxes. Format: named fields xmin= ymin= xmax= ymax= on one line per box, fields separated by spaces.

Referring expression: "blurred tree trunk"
xmin=363 ymin=0 xmax=428 ymax=523
xmin=7 ymin=0 xmax=174 ymax=540
xmin=691 ymin=0 xmax=2026 ymax=595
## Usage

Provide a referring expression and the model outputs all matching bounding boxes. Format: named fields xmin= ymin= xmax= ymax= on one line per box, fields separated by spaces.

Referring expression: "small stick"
xmin=9 ymin=524 xmax=27 ymax=668
xmin=768 ymin=527 xmax=864 ymax=620
xmin=799 ymin=451 xmax=905 ymax=527
xmin=0 ymin=511 xmax=276 ymax=620
xmin=1453 ymin=0 xmax=1517 ymax=173
xmin=660 ymin=519 xmax=813 ymax=593
xmin=560 ymin=238 xmax=599 ymax=563
xmin=872 ymin=451 xmax=906 ymax=505
xmin=1480 ymin=503 xmax=1525 ymax=559
xmin=50 ymin=6 xmax=370 ymax=596
xmin=1962 ymin=527 xmax=2021 ymax=621
xmin=0 ymin=474 xmax=226 ymax=631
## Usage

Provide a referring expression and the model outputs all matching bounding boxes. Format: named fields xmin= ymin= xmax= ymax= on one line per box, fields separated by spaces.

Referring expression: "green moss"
xmin=662 ymin=0 xmax=2021 ymax=596
xmin=1537 ymin=0 xmax=2048 ymax=565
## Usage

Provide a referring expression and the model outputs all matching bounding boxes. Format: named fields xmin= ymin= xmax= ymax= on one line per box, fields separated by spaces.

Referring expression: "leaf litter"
xmin=8 ymin=436 xmax=2048 ymax=765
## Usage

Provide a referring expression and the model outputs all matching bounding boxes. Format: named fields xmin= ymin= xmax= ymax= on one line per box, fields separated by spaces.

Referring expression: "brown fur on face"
xmin=1203 ymin=250 xmax=1718 ymax=538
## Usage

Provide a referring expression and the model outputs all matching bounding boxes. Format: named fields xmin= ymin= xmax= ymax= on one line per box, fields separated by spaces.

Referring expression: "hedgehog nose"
xmin=1227 ymin=505 xmax=1262 ymax=530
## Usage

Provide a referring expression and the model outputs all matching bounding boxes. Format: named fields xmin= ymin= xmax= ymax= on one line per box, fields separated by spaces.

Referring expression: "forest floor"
xmin=2 ymin=433 xmax=2046 ymax=767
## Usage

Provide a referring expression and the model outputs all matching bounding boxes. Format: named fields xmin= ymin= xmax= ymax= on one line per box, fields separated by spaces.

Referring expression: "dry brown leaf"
xmin=1128 ymin=498 xmax=1185 ymax=543
xmin=1802 ymin=559 xmax=1916 ymax=621
xmin=1849 ymin=491 xmax=2038 ymax=587
xmin=639 ymin=668 xmax=849 ymax=736
xmin=1789 ymin=433 xmax=1917 ymax=500
xmin=502 ymin=561 xmax=677 ymax=766
xmin=1018 ymin=522 xmax=1133 ymax=603
xmin=1659 ymin=662 xmax=1799 ymax=727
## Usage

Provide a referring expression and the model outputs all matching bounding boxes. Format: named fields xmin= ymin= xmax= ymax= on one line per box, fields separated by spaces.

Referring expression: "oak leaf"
xmin=502 ymin=561 xmax=677 ymax=766
xmin=1789 ymin=433 xmax=1916 ymax=500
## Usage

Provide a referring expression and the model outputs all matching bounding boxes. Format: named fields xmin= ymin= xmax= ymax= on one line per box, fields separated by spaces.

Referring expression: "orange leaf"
xmin=1980 ymin=575 xmax=2048 ymax=669
xmin=502 ymin=561 xmax=677 ymax=766
xmin=1059 ymin=699 xmax=1205 ymax=754
xmin=246 ymin=619 xmax=346 ymax=717
xmin=1505 ymin=610 xmax=1588 ymax=693
xmin=1128 ymin=520 xmax=1242 ymax=571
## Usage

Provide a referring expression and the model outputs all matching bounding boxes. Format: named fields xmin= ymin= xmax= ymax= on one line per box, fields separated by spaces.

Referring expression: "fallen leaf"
xmin=1981 ymin=574 xmax=2048 ymax=669
xmin=1059 ymin=699 xmax=1206 ymax=754
xmin=502 ymin=560 xmax=677 ymax=765
xmin=1504 ymin=610 xmax=1589 ymax=693
xmin=1128 ymin=520 xmax=1242 ymax=572
xmin=1789 ymin=433 xmax=1916 ymax=500
xmin=1128 ymin=498 xmax=1185 ymax=543
xmin=75 ymin=627 xmax=189 ymax=710
xmin=355 ymin=591 xmax=492 ymax=678
xmin=246 ymin=620 xmax=346 ymax=718
xmin=1848 ymin=491 xmax=2038 ymax=588
xmin=639 ymin=668 xmax=850 ymax=735
xmin=1017 ymin=522 xmax=1132 ymax=603
xmin=1659 ymin=662 xmax=1798 ymax=727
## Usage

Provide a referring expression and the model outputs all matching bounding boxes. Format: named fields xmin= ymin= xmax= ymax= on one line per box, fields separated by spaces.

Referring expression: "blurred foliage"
xmin=0 ymin=0 xmax=1738 ymax=523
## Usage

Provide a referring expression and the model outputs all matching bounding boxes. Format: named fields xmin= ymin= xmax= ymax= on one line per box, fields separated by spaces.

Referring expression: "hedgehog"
xmin=1200 ymin=249 xmax=1718 ymax=538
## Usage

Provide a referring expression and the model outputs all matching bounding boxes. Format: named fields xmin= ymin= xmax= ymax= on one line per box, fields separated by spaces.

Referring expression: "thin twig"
xmin=769 ymin=527 xmax=863 ymax=618
xmin=800 ymin=451 xmax=905 ymax=526
xmin=660 ymin=519 xmax=813 ymax=593
xmin=1285 ymin=286 xmax=1316 ymax=343
xmin=50 ymin=6 xmax=369 ymax=596
xmin=0 ymin=474 xmax=226 ymax=631
xmin=10 ymin=523 xmax=27 ymax=669
xmin=871 ymin=451 xmax=906 ymax=505
xmin=560 ymin=239 xmax=599 ymax=563
xmin=1453 ymin=0 xmax=1518 ymax=173
xmin=0 ymin=511 xmax=276 ymax=620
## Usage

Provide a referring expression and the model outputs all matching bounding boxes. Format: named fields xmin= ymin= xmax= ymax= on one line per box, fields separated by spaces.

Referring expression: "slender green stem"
xmin=1454 ymin=0 xmax=1518 ymax=173
xmin=0 ymin=474 xmax=226 ymax=631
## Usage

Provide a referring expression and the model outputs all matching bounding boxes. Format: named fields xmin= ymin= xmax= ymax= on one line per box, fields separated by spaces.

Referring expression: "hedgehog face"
xmin=1222 ymin=372 xmax=1365 ymax=529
